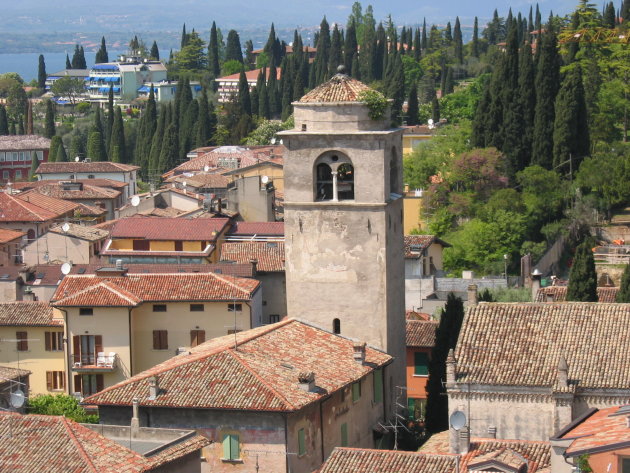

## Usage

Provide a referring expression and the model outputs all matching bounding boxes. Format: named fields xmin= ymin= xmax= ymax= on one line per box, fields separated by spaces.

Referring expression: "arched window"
xmin=314 ymin=152 xmax=355 ymax=202
xmin=333 ymin=318 xmax=341 ymax=334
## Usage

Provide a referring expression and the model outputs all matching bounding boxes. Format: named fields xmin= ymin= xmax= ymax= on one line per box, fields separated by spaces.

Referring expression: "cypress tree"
xmin=55 ymin=141 xmax=68 ymax=162
xmin=328 ymin=25 xmax=342 ymax=77
xmin=29 ymin=152 xmax=39 ymax=181
xmin=109 ymin=107 xmax=126 ymax=163
xmin=267 ymin=64 xmax=280 ymax=118
xmin=443 ymin=68 xmax=454 ymax=95
xmin=95 ymin=37 xmax=108 ymax=63
xmin=38 ymin=55 xmax=47 ymax=90
xmin=238 ymin=69 xmax=252 ymax=115
xmin=10 ymin=122 xmax=16 ymax=135
xmin=65 ymin=54 xmax=71 ymax=69
xmin=421 ymin=18 xmax=428 ymax=51
xmin=225 ymin=30 xmax=243 ymax=63
xmin=528 ymin=6 xmax=534 ymax=32
xmin=553 ymin=65 xmax=590 ymax=173
xmin=48 ymin=135 xmax=62 ymax=163
xmin=18 ymin=118 xmax=24 ymax=136
xmin=535 ymin=4 xmax=542 ymax=32
xmin=71 ymin=45 xmax=87 ymax=69
xmin=386 ymin=53 xmax=405 ymax=124
xmin=518 ymin=43 xmax=536 ymax=165
xmin=374 ymin=23 xmax=386 ymax=81
xmin=196 ymin=89 xmax=211 ymax=148
xmin=150 ymin=41 xmax=160 ymax=60
xmin=567 ymin=242 xmax=598 ymax=302
xmin=444 ymin=22 xmax=452 ymax=44
xmin=344 ymin=21 xmax=358 ymax=72
xmin=351 ymin=53 xmax=360 ymax=80
xmin=87 ymin=132 xmax=105 ymax=163
xmin=472 ymin=17 xmax=479 ymax=57
xmin=208 ymin=22 xmax=221 ymax=80
xmin=313 ymin=17 xmax=331 ymax=86
xmin=264 ymin=23 xmax=278 ymax=67
xmin=472 ymin=84 xmax=491 ymax=147
xmin=431 ymin=96 xmax=440 ymax=123
xmin=69 ymin=133 xmax=85 ymax=161
xmin=453 ymin=17 xmax=463 ymax=64
xmin=604 ymin=2 xmax=616 ymax=27
xmin=258 ymin=68 xmax=269 ymax=118
xmin=0 ymin=106 xmax=8 ymax=135
xmin=158 ymin=122 xmax=179 ymax=174
xmin=531 ymin=27 xmax=560 ymax=168
xmin=148 ymin=106 xmax=166 ymax=174
xmin=616 ymin=264 xmax=630 ymax=302
xmin=26 ymin=101 xmax=33 ymax=135
xmin=106 ymin=85 xmax=115 ymax=150
xmin=413 ymin=28 xmax=421 ymax=61
xmin=44 ymin=100 xmax=55 ymax=138
xmin=407 ymin=81 xmax=419 ymax=125
xmin=180 ymin=24 xmax=188 ymax=49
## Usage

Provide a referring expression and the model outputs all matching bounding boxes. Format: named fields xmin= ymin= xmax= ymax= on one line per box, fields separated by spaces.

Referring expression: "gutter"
xmin=58 ymin=307 xmax=71 ymax=394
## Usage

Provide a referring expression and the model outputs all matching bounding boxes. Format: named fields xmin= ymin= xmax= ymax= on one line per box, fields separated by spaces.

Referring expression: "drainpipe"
xmin=284 ymin=413 xmax=290 ymax=473
xmin=59 ymin=307 xmax=72 ymax=394
xmin=128 ymin=307 xmax=133 ymax=376
xmin=319 ymin=399 xmax=326 ymax=463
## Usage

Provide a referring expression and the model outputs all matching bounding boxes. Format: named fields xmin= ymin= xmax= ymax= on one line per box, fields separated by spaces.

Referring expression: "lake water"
xmin=0 ymin=50 xmax=169 ymax=82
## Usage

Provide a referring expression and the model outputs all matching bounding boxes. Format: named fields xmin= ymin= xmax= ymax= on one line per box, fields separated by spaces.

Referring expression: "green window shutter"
xmin=222 ymin=434 xmax=231 ymax=459
xmin=373 ymin=369 xmax=383 ymax=403
xmin=414 ymin=352 xmax=429 ymax=375
xmin=298 ymin=428 xmax=306 ymax=456
xmin=352 ymin=381 xmax=361 ymax=402
xmin=407 ymin=397 xmax=416 ymax=420
xmin=340 ymin=423 xmax=348 ymax=447
xmin=230 ymin=434 xmax=240 ymax=460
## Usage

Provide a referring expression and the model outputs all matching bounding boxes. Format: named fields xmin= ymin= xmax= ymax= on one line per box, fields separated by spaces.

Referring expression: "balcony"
xmin=72 ymin=352 xmax=117 ymax=372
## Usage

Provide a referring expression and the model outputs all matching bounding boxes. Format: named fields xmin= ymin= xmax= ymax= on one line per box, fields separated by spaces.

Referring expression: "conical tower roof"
xmin=299 ymin=69 xmax=372 ymax=103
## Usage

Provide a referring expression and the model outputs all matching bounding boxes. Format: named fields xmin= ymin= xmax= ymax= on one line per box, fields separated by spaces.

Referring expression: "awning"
xmin=92 ymin=64 xmax=119 ymax=71
xmin=98 ymin=87 xmax=109 ymax=93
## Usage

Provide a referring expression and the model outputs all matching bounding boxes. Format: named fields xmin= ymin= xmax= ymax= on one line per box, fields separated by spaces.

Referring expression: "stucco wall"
xmin=259 ymin=272 xmax=286 ymax=323
xmin=23 ymin=231 xmax=93 ymax=266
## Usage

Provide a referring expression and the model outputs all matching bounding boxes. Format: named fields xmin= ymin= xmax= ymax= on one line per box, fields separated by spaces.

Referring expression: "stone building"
xmin=278 ymin=70 xmax=406 ymax=415
xmin=446 ymin=302 xmax=630 ymax=448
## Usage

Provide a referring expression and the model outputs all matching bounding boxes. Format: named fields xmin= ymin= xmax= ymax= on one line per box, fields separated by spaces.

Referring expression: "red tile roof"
xmin=165 ymin=172 xmax=229 ymax=189
xmin=535 ymin=286 xmax=618 ymax=303
xmin=28 ymin=182 xmax=121 ymax=200
xmin=0 ymin=134 xmax=51 ymax=151
xmin=404 ymin=235 xmax=451 ymax=258
xmin=299 ymin=73 xmax=372 ymax=103
xmin=0 ymin=366 xmax=31 ymax=382
xmin=36 ymin=161 xmax=139 ymax=174
xmin=0 ymin=228 xmax=25 ymax=244
xmin=49 ymin=223 xmax=110 ymax=241
xmin=559 ymin=406 xmax=630 ymax=456
xmin=0 ymin=412 xmax=208 ymax=473
xmin=11 ymin=179 xmax=129 ymax=191
xmin=85 ymin=319 xmax=392 ymax=411
xmin=170 ymin=146 xmax=280 ymax=175
xmin=218 ymin=67 xmax=282 ymax=82
xmin=51 ymin=272 xmax=260 ymax=307
xmin=220 ymin=242 xmax=285 ymax=272
xmin=109 ymin=216 xmax=230 ymax=241
xmin=229 ymin=221 xmax=284 ymax=236
xmin=406 ymin=320 xmax=438 ymax=347
xmin=0 ymin=301 xmax=60 ymax=326
xmin=0 ymin=191 xmax=78 ymax=222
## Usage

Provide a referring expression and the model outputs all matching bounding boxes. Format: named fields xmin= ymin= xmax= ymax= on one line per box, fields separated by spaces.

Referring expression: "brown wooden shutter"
xmin=74 ymin=375 xmax=82 ymax=394
xmin=190 ymin=330 xmax=197 ymax=347
xmin=160 ymin=330 xmax=168 ymax=350
xmin=94 ymin=335 xmax=103 ymax=356
xmin=16 ymin=331 xmax=27 ymax=351
xmin=153 ymin=330 xmax=160 ymax=350
xmin=198 ymin=330 xmax=205 ymax=344
xmin=46 ymin=371 xmax=53 ymax=391
xmin=96 ymin=374 xmax=104 ymax=392
xmin=73 ymin=336 xmax=80 ymax=364
xmin=59 ymin=372 xmax=65 ymax=390
xmin=45 ymin=332 xmax=51 ymax=351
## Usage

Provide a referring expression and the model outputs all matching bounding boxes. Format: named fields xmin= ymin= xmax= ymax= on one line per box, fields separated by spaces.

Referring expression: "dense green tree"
xmin=0 ymin=106 xmax=8 ymax=135
xmin=148 ymin=105 xmax=166 ymax=174
xmin=195 ymin=89 xmax=212 ymax=147
xmin=328 ymin=25 xmax=342 ymax=76
xmin=421 ymin=18 xmax=428 ymax=51
xmin=267 ymin=63 xmax=280 ymax=118
xmin=150 ymin=41 xmax=160 ymax=60
xmin=71 ymin=45 xmax=87 ymax=69
xmin=258 ymin=68 xmax=269 ymax=118
xmin=208 ymin=22 xmax=221 ymax=80
xmin=238 ymin=69 xmax=252 ymax=115
xmin=244 ymin=40 xmax=255 ymax=69
xmin=407 ymin=81 xmax=419 ymax=125
xmin=471 ymin=17 xmax=479 ymax=57
xmin=69 ymin=133 xmax=85 ymax=160
xmin=386 ymin=53 xmax=405 ymax=124
xmin=313 ymin=17 xmax=331 ymax=86
xmin=443 ymin=68 xmax=454 ymax=95
xmin=616 ymin=264 xmax=630 ymax=302
xmin=43 ymin=100 xmax=55 ymax=138
xmin=225 ymin=30 xmax=243 ymax=64
xmin=518 ymin=43 xmax=536 ymax=164
xmin=180 ymin=23 xmax=188 ymax=49
xmin=158 ymin=122 xmax=179 ymax=174
xmin=174 ymin=31 xmax=206 ymax=72
xmin=109 ymin=107 xmax=126 ymax=163
xmin=425 ymin=293 xmax=464 ymax=433
xmin=106 ymin=84 xmax=114 ymax=150
xmin=603 ymin=2 xmax=616 ymax=27
xmin=37 ymin=54 xmax=46 ymax=90
xmin=55 ymin=140 xmax=68 ymax=162
xmin=95 ymin=37 xmax=108 ymax=63
xmin=567 ymin=241 xmax=598 ymax=301
xmin=48 ymin=135 xmax=62 ymax=163
xmin=344 ymin=21 xmax=358 ymax=72
xmin=87 ymin=131 xmax=105 ymax=163
xmin=29 ymin=151 xmax=39 ymax=180
xmin=65 ymin=54 xmax=71 ymax=70
xmin=28 ymin=394 xmax=97 ymax=423
xmin=453 ymin=17 xmax=463 ymax=64
xmin=444 ymin=22 xmax=453 ymax=44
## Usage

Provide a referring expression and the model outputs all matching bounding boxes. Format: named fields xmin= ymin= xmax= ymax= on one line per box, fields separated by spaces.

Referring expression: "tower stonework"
xmin=279 ymin=73 xmax=406 ymax=415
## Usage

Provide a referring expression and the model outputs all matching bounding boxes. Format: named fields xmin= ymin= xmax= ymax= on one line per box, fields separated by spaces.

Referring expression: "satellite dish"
xmin=10 ymin=389 xmax=25 ymax=408
xmin=428 ymin=118 xmax=434 ymax=125
xmin=261 ymin=175 xmax=269 ymax=184
xmin=130 ymin=195 xmax=140 ymax=207
xmin=75 ymin=156 xmax=80 ymax=162
xmin=270 ymin=137 xmax=276 ymax=145
xmin=62 ymin=222 xmax=70 ymax=233
xmin=61 ymin=262 xmax=72 ymax=275
xmin=182 ymin=181 xmax=187 ymax=188
xmin=449 ymin=410 xmax=467 ymax=431
xmin=279 ymin=139 xmax=283 ymax=145
xmin=203 ymin=165 xmax=210 ymax=172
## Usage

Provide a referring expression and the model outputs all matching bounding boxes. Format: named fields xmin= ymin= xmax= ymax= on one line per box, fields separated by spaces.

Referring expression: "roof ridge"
xmin=99 ymin=280 xmax=142 ymax=304
xmin=60 ymin=416 xmax=100 ymax=473
xmin=8 ymin=193 xmax=47 ymax=220
xmin=210 ymin=271 xmax=254 ymax=296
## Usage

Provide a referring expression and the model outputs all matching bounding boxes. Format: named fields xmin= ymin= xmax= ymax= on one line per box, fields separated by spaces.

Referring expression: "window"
xmin=298 ymin=428 xmax=306 ymax=456
xmin=622 ymin=458 xmax=630 ymax=473
xmin=153 ymin=330 xmax=168 ymax=350
xmin=190 ymin=303 xmax=204 ymax=312
xmin=74 ymin=374 xmax=104 ymax=396
xmin=15 ymin=170 xmax=22 ymax=179
xmin=352 ymin=381 xmax=361 ymax=403
xmin=79 ymin=308 xmax=93 ymax=316
xmin=73 ymin=335 xmax=102 ymax=366
xmin=373 ymin=369 xmax=383 ymax=403
xmin=0 ymin=152 xmax=4 ymax=161
xmin=2 ymin=171 xmax=8 ymax=180
xmin=336 ymin=163 xmax=354 ymax=200
xmin=407 ymin=398 xmax=427 ymax=420
xmin=314 ymin=153 xmax=355 ymax=201
xmin=12 ymin=152 xmax=18 ymax=161
xmin=174 ymin=241 xmax=183 ymax=251
xmin=228 ymin=303 xmax=242 ymax=312
xmin=316 ymin=163 xmax=333 ymax=200
xmin=87 ymin=174 xmax=95 ymax=178
xmin=340 ymin=423 xmax=348 ymax=447
xmin=222 ymin=433 xmax=240 ymax=461
xmin=153 ymin=304 xmax=167 ymax=312
xmin=46 ymin=371 xmax=65 ymax=390
xmin=16 ymin=331 xmax=28 ymax=351
xmin=269 ymin=314 xmax=280 ymax=323
xmin=45 ymin=331 xmax=64 ymax=351
xmin=190 ymin=329 xmax=205 ymax=347
xmin=227 ymin=329 xmax=242 ymax=335
xmin=133 ymin=239 xmax=150 ymax=251
xmin=37 ymin=151 xmax=44 ymax=161
xmin=414 ymin=352 xmax=429 ymax=376
xmin=19 ymin=152 xmax=25 ymax=161
xmin=333 ymin=318 xmax=341 ymax=334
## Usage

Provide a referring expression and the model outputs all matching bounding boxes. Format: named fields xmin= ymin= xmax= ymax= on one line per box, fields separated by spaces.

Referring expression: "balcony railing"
xmin=72 ymin=352 xmax=117 ymax=372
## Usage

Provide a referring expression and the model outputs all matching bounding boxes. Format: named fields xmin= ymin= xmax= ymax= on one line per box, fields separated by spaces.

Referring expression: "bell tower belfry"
xmin=279 ymin=70 xmax=406 ymax=408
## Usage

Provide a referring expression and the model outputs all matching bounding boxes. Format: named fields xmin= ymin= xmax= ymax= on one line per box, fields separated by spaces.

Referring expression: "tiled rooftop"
xmin=404 ymin=235 xmax=451 ymax=258
xmin=0 ymin=301 xmax=60 ymax=326
xmin=85 ymin=318 xmax=392 ymax=411
xmin=0 ymin=365 xmax=31 ymax=382
xmin=36 ymin=161 xmax=139 ymax=174
xmin=455 ymin=302 xmax=630 ymax=389
xmin=0 ymin=191 xmax=78 ymax=222
xmin=0 ymin=412 xmax=208 ymax=473
xmin=229 ymin=221 xmax=285 ymax=236
xmin=109 ymin=216 xmax=230 ymax=241
xmin=170 ymin=145 xmax=280 ymax=175
xmin=299 ymin=73 xmax=372 ymax=103
xmin=166 ymin=172 xmax=229 ymax=189
xmin=0 ymin=134 xmax=51 ymax=150
xmin=51 ymin=272 xmax=260 ymax=307
xmin=535 ymin=286 xmax=618 ymax=303
xmin=49 ymin=222 xmax=110 ymax=241
xmin=559 ymin=405 xmax=630 ymax=456
xmin=29 ymin=182 xmax=121 ymax=200
xmin=220 ymin=242 xmax=285 ymax=272
xmin=406 ymin=320 xmax=438 ymax=347
xmin=0 ymin=228 xmax=25 ymax=244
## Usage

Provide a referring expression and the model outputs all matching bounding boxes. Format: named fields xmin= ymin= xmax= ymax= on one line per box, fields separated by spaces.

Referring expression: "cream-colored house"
xmin=0 ymin=229 xmax=24 ymax=267
xmin=50 ymin=270 xmax=261 ymax=396
xmin=0 ymin=302 xmax=65 ymax=396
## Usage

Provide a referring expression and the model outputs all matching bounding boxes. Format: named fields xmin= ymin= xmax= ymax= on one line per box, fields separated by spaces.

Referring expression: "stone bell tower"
xmin=278 ymin=69 xmax=406 ymax=410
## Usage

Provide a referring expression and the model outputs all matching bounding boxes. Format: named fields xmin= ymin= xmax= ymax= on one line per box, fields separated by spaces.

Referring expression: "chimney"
xmin=459 ymin=426 xmax=470 ymax=454
xmin=131 ymin=397 xmax=140 ymax=436
xmin=148 ymin=376 xmax=159 ymax=400
xmin=446 ymin=349 xmax=457 ymax=386
xmin=487 ymin=425 xmax=497 ymax=439
xmin=298 ymin=371 xmax=316 ymax=392
xmin=467 ymin=284 xmax=478 ymax=307
xmin=532 ymin=269 xmax=542 ymax=302
xmin=353 ymin=341 xmax=366 ymax=365
xmin=557 ymin=355 xmax=568 ymax=388
xmin=249 ymin=258 xmax=258 ymax=276
xmin=116 ymin=259 xmax=124 ymax=270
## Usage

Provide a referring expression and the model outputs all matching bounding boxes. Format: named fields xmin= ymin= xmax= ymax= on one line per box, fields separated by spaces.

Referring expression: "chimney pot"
xmin=557 ymin=355 xmax=569 ymax=388
xmin=488 ymin=425 xmax=497 ymax=439
xmin=148 ymin=376 xmax=159 ymax=400
xmin=459 ymin=426 xmax=470 ymax=454
xmin=353 ymin=341 xmax=366 ymax=365
xmin=467 ymin=284 xmax=478 ymax=307
xmin=131 ymin=397 xmax=140 ymax=436
xmin=249 ymin=259 xmax=258 ymax=275
xmin=298 ymin=371 xmax=316 ymax=392
xmin=446 ymin=349 xmax=457 ymax=385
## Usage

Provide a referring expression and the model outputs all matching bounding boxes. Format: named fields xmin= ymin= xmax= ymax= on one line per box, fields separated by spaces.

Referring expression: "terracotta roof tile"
xmin=0 ymin=134 xmax=51 ymax=150
xmin=84 ymin=319 xmax=392 ymax=411
xmin=170 ymin=146 xmax=278 ymax=174
xmin=36 ymin=162 xmax=139 ymax=174
xmin=404 ymin=235 xmax=451 ymax=258
xmin=299 ymin=73 xmax=372 ymax=103
xmin=220 ymin=242 xmax=285 ymax=272
xmin=0 ymin=365 xmax=31 ymax=381
xmin=165 ymin=172 xmax=229 ymax=189
xmin=29 ymin=182 xmax=121 ymax=200
xmin=51 ymin=273 xmax=260 ymax=306
xmin=455 ymin=302 xmax=630 ymax=389
xmin=10 ymin=179 xmax=128 ymax=192
xmin=0 ymin=301 xmax=60 ymax=326
xmin=0 ymin=192 xmax=77 ymax=222
xmin=49 ymin=223 xmax=109 ymax=241
xmin=406 ymin=320 xmax=438 ymax=347
xmin=535 ymin=286 xmax=618 ymax=303
xmin=229 ymin=221 xmax=285 ymax=236
xmin=110 ymin=216 xmax=230 ymax=241
xmin=560 ymin=406 xmax=630 ymax=455
xmin=0 ymin=228 xmax=25 ymax=243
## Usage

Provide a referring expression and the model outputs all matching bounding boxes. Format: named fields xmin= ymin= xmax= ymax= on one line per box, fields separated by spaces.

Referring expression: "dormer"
xmin=467 ymin=448 xmax=529 ymax=473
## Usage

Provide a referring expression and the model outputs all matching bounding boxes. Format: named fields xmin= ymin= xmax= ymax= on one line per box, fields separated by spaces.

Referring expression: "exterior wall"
xmin=226 ymin=164 xmax=285 ymax=192
xmin=403 ymin=194 xmax=423 ymax=234
xmin=227 ymin=176 xmax=275 ymax=222
xmin=0 ymin=222 xmax=49 ymax=241
xmin=402 ymin=135 xmax=431 ymax=155
xmin=131 ymin=301 xmax=254 ymax=374
xmin=169 ymin=192 xmax=203 ymax=211
xmin=259 ymin=272 xmax=286 ymax=324
xmin=23 ymin=231 xmax=93 ymax=266
xmin=427 ymin=244 xmax=445 ymax=273
xmin=0 ymin=149 xmax=47 ymax=183
xmin=111 ymin=239 xmax=134 ymax=250
xmin=151 ymin=451 xmax=203 ymax=473
xmin=0 ymin=280 xmax=22 ymax=302
xmin=27 ymin=285 xmax=57 ymax=303
xmin=0 ymin=325 xmax=65 ymax=396
xmin=585 ymin=446 xmax=630 ymax=473
xmin=406 ymin=347 xmax=430 ymax=401
xmin=0 ymin=238 xmax=22 ymax=267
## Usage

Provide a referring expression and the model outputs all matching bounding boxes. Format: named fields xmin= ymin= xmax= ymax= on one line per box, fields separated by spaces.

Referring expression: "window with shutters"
xmin=79 ymin=308 xmax=93 ymax=316
xmin=174 ymin=241 xmax=183 ymax=251
xmin=72 ymin=335 xmax=103 ymax=366
xmin=133 ymin=239 xmax=150 ymax=251
xmin=352 ymin=381 xmax=361 ymax=403
xmin=190 ymin=329 xmax=205 ymax=347
xmin=74 ymin=374 xmax=104 ymax=396
xmin=221 ymin=433 xmax=240 ymax=461
xmin=153 ymin=330 xmax=168 ymax=350
xmin=45 ymin=331 xmax=64 ymax=351
xmin=16 ymin=331 xmax=28 ymax=351
xmin=153 ymin=304 xmax=167 ymax=312
xmin=190 ymin=304 xmax=204 ymax=312
xmin=46 ymin=371 xmax=65 ymax=391
xmin=298 ymin=428 xmax=306 ymax=456
xmin=340 ymin=423 xmax=348 ymax=447
xmin=373 ymin=368 xmax=383 ymax=403
xmin=414 ymin=352 xmax=429 ymax=376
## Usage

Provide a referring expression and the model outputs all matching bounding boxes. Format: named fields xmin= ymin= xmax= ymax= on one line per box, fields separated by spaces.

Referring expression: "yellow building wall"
xmin=0 ymin=325 xmax=65 ymax=396
xmin=227 ymin=164 xmax=285 ymax=192
xmin=402 ymin=135 xmax=432 ymax=155
xmin=427 ymin=244 xmax=445 ymax=271
xmin=110 ymin=239 xmax=134 ymax=250
xmin=131 ymin=301 xmax=252 ymax=374
xmin=182 ymin=241 xmax=202 ymax=251
xmin=150 ymin=241 xmax=175 ymax=251
xmin=403 ymin=196 xmax=424 ymax=234
xmin=66 ymin=307 xmax=132 ymax=390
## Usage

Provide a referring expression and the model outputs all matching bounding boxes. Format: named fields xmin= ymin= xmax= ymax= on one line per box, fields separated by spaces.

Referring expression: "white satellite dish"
xmin=270 ymin=137 xmax=276 ymax=145
xmin=130 ymin=195 xmax=140 ymax=207
xmin=61 ymin=262 xmax=72 ymax=275
xmin=75 ymin=156 xmax=80 ymax=162
xmin=279 ymin=139 xmax=283 ymax=145
xmin=261 ymin=175 xmax=269 ymax=184
xmin=428 ymin=118 xmax=434 ymax=125
xmin=203 ymin=165 xmax=210 ymax=173
xmin=10 ymin=389 xmax=25 ymax=408
xmin=182 ymin=181 xmax=187 ymax=188
xmin=61 ymin=222 xmax=70 ymax=233
xmin=449 ymin=410 xmax=467 ymax=431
